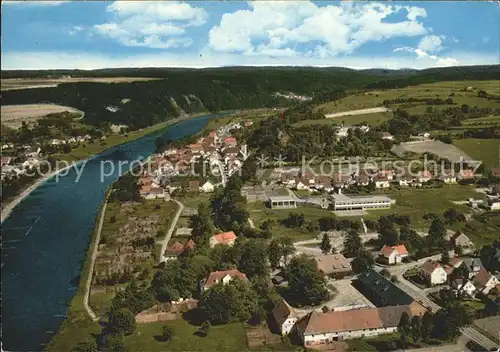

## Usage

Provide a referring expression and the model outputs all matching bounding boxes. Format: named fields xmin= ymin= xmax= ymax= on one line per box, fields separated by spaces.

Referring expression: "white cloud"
xmin=3 ymin=50 xmax=496 ymax=71
xmin=1 ymin=1 xmax=68 ymax=6
xmin=69 ymin=26 xmax=84 ymax=36
xmin=94 ymin=1 xmax=207 ymax=49
xmin=208 ymin=1 xmax=428 ymax=57
xmin=418 ymin=35 xmax=445 ymax=53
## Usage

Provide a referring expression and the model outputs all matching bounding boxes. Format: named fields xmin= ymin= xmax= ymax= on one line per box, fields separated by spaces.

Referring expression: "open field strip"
xmin=1 ymin=77 xmax=161 ymax=91
xmin=1 ymin=104 xmax=83 ymax=128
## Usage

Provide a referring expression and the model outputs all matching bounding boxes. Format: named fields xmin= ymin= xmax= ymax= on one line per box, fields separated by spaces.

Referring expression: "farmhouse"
xmin=356 ymin=270 xmax=414 ymax=307
xmin=200 ymin=181 xmax=215 ymax=193
xmin=450 ymin=232 xmax=474 ymax=249
xmin=296 ymin=304 xmax=426 ymax=346
xmin=202 ymin=269 xmax=248 ymax=291
xmin=269 ymin=196 xmax=297 ymax=209
xmin=450 ymin=278 xmax=476 ymax=297
xmin=440 ymin=169 xmax=457 ymax=184
xmin=374 ymin=176 xmax=390 ymax=189
xmin=473 ymin=268 xmax=499 ymax=294
xmin=378 ymin=245 xmax=409 ymax=265
xmin=163 ymin=239 xmax=195 ymax=260
xmin=416 ymin=170 xmax=433 ymax=183
xmin=209 ymin=231 xmax=237 ymax=247
xmin=460 ymin=258 xmax=483 ymax=279
xmin=381 ymin=132 xmax=394 ymax=140
xmin=314 ymin=253 xmax=352 ymax=277
xmin=272 ymin=298 xmax=300 ymax=335
xmin=420 ymin=260 xmax=447 ymax=285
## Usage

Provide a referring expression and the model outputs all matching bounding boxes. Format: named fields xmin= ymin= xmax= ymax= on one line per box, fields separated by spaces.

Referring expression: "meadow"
xmin=452 ymin=138 xmax=500 ymax=169
xmin=312 ymin=80 xmax=500 ymax=124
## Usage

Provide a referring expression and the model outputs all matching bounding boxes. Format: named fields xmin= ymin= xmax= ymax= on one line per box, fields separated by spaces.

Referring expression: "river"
xmin=1 ymin=113 xmax=224 ymax=351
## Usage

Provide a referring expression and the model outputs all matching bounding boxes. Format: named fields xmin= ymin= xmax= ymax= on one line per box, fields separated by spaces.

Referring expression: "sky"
xmin=1 ymin=1 xmax=499 ymax=70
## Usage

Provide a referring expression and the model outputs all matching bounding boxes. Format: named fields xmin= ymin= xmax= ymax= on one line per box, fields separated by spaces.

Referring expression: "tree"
xmin=201 ymin=280 xmax=258 ymax=325
xmin=427 ymin=218 xmax=447 ymax=250
xmin=102 ymin=332 xmax=125 ymax=352
xmin=440 ymin=249 xmax=450 ymax=265
xmin=198 ymin=321 xmax=211 ymax=337
xmin=237 ymin=239 xmax=269 ymax=279
xmin=379 ymin=227 xmax=400 ymax=246
xmin=421 ymin=312 xmax=434 ymax=342
xmin=320 ymin=233 xmax=332 ymax=254
xmin=286 ymin=256 xmax=329 ymax=307
xmin=72 ymin=340 xmax=98 ymax=352
xmin=410 ymin=316 xmax=422 ymax=343
xmin=108 ymin=308 xmax=136 ymax=336
xmin=443 ymin=208 xmax=466 ymax=224
xmin=352 ymin=249 xmax=374 ymax=273
xmin=343 ymin=230 xmax=362 ymax=258
xmin=398 ymin=312 xmax=411 ymax=348
xmin=189 ymin=203 xmax=214 ymax=247
xmin=268 ymin=236 xmax=294 ymax=269
xmin=161 ymin=325 xmax=173 ymax=342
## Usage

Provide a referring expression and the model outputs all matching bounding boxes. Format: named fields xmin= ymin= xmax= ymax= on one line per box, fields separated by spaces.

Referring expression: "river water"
xmin=1 ymin=113 xmax=223 ymax=351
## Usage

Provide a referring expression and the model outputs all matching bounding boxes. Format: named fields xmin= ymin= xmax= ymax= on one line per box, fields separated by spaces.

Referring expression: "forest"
xmin=2 ymin=65 xmax=499 ymax=130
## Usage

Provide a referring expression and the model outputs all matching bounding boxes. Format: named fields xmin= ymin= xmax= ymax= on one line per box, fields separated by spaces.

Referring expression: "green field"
xmin=124 ymin=320 xmax=248 ymax=351
xmin=452 ymin=138 xmax=500 ymax=169
xmin=293 ymin=111 xmax=391 ymax=127
xmin=248 ymin=202 xmax=332 ymax=241
xmin=349 ymin=185 xmax=480 ymax=231
xmin=461 ymin=212 xmax=500 ymax=247
xmin=314 ymin=80 xmax=500 ymax=117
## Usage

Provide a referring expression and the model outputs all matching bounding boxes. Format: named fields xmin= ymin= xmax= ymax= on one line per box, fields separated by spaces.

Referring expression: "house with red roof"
xmin=458 ymin=169 xmax=475 ymax=180
xmin=209 ymin=231 xmax=237 ymax=247
xmin=223 ymin=137 xmax=237 ymax=148
xmin=163 ymin=239 xmax=195 ymax=261
xmin=378 ymin=245 xmax=408 ymax=265
xmin=473 ymin=268 xmax=499 ymax=295
xmin=202 ymin=269 xmax=248 ymax=291
xmin=295 ymin=303 xmax=426 ymax=346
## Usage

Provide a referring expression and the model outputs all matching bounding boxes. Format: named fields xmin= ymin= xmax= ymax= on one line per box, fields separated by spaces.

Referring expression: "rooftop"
xmin=357 ymin=270 xmax=414 ymax=306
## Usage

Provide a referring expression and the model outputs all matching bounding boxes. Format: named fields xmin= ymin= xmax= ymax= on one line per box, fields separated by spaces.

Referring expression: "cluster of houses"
xmin=1 ymin=147 xmax=43 ymax=180
xmin=163 ymin=230 xmax=237 ymax=262
xmin=377 ymin=237 xmax=499 ymax=297
xmin=49 ymin=134 xmax=92 ymax=146
xmin=272 ymin=269 xmax=428 ymax=346
xmin=419 ymin=257 xmax=499 ymax=297
xmin=276 ymin=167 xmax=487 ymax=193
xmin=136 ymin=122 xmax=252 ymax=199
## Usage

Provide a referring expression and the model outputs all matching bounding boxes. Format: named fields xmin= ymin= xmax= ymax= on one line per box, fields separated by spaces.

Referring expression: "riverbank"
xmin=43 ymin=112 xmax=236 ymax=351
xmin=1 ymin=161 xmax=81 ymax=223
xmin=44 ymin=188 xmax=111 ymax=352
xmin=0 ymin=112 xmax=212 ymax=224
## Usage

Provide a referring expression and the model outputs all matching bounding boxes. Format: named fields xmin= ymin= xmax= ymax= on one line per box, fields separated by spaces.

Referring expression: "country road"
xmin=378 ymin=253 xmax=498 ymax=350
xmin=325 ymin=107 xmax=390 ymax=119
xmin=155 ymin=198 xmax=184 ymax=263
xmin=83 ymin=197 xmax=108 ymax=322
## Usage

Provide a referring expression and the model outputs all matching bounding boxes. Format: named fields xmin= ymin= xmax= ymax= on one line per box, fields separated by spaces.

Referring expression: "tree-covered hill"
xmin=2 ymin=65 xmax=499 ymax=130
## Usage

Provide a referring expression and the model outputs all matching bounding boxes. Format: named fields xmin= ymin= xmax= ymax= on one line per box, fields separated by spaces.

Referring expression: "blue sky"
xmin=1 ymin=1 xmax=499 ymax=70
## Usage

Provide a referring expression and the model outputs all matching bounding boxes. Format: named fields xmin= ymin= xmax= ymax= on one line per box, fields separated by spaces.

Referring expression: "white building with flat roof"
xmin=269 ymin=196 xmax=297 ymax=209
xmin=330 ymin=193 xmax=393 ymax=211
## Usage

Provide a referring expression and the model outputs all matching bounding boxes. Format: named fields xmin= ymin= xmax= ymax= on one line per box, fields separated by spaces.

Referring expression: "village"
xmin=89 ymin=117 xmax=500 ymax=351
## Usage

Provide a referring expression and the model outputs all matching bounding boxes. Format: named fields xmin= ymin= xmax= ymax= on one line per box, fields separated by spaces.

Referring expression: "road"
xmin=325 ymin=107 xmax=390 ymax=119
xmin=379 ymin=254 xmax=498 ymax=350
xmin=156 ymin=198 xmax=184 ymax=263
xmin=461 ymin=327 xmax=498 ymax=351
xmin=83 ymin=195 xmax=109 ymax=322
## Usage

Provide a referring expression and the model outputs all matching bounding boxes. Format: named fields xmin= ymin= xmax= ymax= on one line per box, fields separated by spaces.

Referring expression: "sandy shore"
xmin=1 ymin=163 xmax=77 ymax=223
